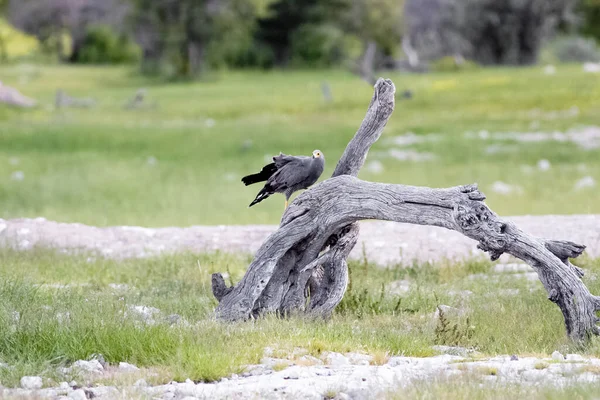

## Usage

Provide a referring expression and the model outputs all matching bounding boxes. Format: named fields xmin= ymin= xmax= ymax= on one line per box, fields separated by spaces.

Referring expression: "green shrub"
xmin=290 ymin=24 xmax=346 ymax=68
xmin=77 ymin=25 xmax=140 ymax=65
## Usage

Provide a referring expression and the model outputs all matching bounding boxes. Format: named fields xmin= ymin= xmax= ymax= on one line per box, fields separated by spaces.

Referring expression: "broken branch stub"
xmin=212 ymin=78 xmax=600 ymax=343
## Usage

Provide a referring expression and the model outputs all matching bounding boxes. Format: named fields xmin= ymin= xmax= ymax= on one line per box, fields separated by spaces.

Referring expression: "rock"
xmin=0 ymin=81 xmax=36 ymax=107
xmin=166 ymin=314 xmax=181 ymax=325
xmin=543 ymin=65 xmax=556 ymax=75
xmin=73 ymin=359 xmax=104 ymax=373
xmin=574 ymin=176 xmax=596 ymax=191
xmin=119 ymin=362 xmax=140 ymax=371
xmin=566 ymin=354 xmax=585 ymax=362
xmin=126 ymin=305 xmax=160 ymax=324
xmin=552 ymin=351 xmax=565 ymax=361
xmin=432 ymin=345 xmax=472 ymax=357
xmin=283 ymin=369 xmax=300 ymax=379
xmin=59 ymin=382 xmax=71 ymax=390
xmin=134 ymin=379 xmax=148 ymax=387
xmin=387 ymin=280 xmax=411 ymax=295
xmin=334 ymin=393 xmax=351 ymax=400
xmin=296 ymin=355 xmax=323 ymax=366
xmin=346 ymin=353 xmax=373 ymax=366
xmin=20 ymin=376 xmax=42 ymax=390
xmin=583 ymin=62 xmax=600 ymax=73
xmin=365 ymin=160 xmax=384 ymax=174
xmin=10 ymin=171 xmax=24 ymax=181
xmin=388 ymin=149 xmax=435 ymax=162
xmin=88 ymin=386 xmax=119 ymax=398
xmin=510 ymin=355 xmax=518 ymax=361
xmin=323 ymin=352 xmax=350 ymax=366
xmin=491 ymin=181 xmax=522 ymax=195
xmin=433 ymin=305 xmax=464 ymax=319
xmin=537 ymin=159 xmax=551 ymax=171
xmin=69 ymin=389 xmax=87 ymax=400
xmin=259 ymin=357 xmax=291 ymax=369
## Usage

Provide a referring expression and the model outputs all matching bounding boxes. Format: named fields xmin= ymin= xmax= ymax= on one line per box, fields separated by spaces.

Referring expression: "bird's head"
xmin=312 ymin=149 xmax=323 ymax=159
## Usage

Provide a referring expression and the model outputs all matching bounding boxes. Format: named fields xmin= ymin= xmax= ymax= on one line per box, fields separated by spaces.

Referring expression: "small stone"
xmin=283 ymin=370 xmax=299 ymax=379
xmin=583 ymin=62 xmax=600 ymax=73
xmin=166 ymin=314 xmax=181 ymax=325
xmin=543 ymin=65 xmax=556 ymax=75
xmin=10 ymin=171 xmax=24 ymax=181
xmin=537 ymin=159 xmax=551 ymax=171
xmin=20 ymin=376 xmax=42 ymax=390
xmin=566 ymin=354 xmax=586 ymax=362
xmin=119 ymin=362 xmax=140 ymax=371
xmin=334 ymin=393 xmax=351 ymax=400
xmin=88 ymin=386 xmax=119 ymax=398
xmin=552 ymin=351 xmax=565 ymax=361
xmin=69 ymin=381 xmax=78 ymax=387
xmin=491 ymin=181 xmax=522 ymax=195
xmin=346 ymin=353 xmax=373 ymax=366
xmin=574 ymin=176 xmax=596 ymax=191
xmin=73 ymin=359 xmax=104 ymax=373
xmin=59 ymin=382 xmax=71 ymax=390
xmin=387 ymin=280 xmax=411 ymax=295
xmin=365 ymin=160 xmax=384 ymax=174
xmin=432 ymin=345 xmax=471 ymax=357
xmin=69 ymin=389 xmax=87 ymax=400
xmin=324 ymin=352 xmax=350 ymax=366
xmin=134 ymin=379 xmax=147 ymax=387
xmin=510 ymin=355 xmax=518 ymax=361
xmin=434 ymin=305 xmax=464 ymax=319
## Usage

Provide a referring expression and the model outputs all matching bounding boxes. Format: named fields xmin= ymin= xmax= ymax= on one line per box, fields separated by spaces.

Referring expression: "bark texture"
xmin=212 ymin=78 xmax=600 ymax=343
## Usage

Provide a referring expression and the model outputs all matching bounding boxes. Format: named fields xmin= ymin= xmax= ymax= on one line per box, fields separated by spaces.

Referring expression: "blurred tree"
xmin=256 ymin=0 xmax=345 ymax=66
xmin=581 ymin=0 xmax=600 ymax=41
xmin=7 ymin=0 xmax=129 ymax=62
xmin=130 ymin=0 xmax=261 ymax=77
xmin=405 ymin=0 xmax=577 ymax=65
xmin=341 ymin=0 xmax=404 ymax=83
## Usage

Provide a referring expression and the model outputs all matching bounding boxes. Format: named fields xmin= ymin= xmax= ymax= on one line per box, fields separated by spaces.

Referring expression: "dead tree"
xmin=212 ymin=78 xmax=600 ymax=344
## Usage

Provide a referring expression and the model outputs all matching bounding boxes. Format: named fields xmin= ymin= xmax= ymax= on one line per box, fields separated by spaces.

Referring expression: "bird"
xmin=242 ymin=150 xmax=325 ymax=209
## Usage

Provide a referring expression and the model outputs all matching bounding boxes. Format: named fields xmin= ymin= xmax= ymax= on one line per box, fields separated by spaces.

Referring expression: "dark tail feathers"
xmin=249 ymin=185 xmax=274 ymax=207
xmin=242 ymin=163 xmax=277 ymax=186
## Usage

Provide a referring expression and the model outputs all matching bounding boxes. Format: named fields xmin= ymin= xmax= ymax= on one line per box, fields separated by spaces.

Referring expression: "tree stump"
xmin=212 ymin=78 xmax=600 ymax=344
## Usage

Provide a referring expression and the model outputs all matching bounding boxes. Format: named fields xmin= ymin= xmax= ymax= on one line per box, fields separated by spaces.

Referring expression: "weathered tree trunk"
xmin=213 ymin=78 xmax=600 ymax=344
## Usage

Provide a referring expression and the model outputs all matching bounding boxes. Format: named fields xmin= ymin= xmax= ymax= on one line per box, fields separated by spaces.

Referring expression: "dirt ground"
xmin=1 ymin=215 xmax=599 ymax=265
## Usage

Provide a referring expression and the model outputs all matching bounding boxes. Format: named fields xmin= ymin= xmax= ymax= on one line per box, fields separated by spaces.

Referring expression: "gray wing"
xmin=272 ymin=153 xmax=310 ymax=168
xmin=268 ymin=157 xmax=314 ymax=192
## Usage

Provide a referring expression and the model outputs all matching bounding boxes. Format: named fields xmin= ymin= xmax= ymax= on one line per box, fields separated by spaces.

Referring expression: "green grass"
xmin=3 ymin=249 xmax=600 ymax=387
xmin=0 ymin=65 xmax=599 ymax=226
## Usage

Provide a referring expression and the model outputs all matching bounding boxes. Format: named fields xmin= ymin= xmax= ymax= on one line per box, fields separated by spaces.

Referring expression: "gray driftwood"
xmin=212 ymin=78 xmax=600 ymax=343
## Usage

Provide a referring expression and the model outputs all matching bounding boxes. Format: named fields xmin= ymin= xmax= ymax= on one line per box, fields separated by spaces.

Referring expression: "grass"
xmin=0 ymin=65 xmax=599 ymax=226
xmin=3 ymin=249 xmax=600 ymax=387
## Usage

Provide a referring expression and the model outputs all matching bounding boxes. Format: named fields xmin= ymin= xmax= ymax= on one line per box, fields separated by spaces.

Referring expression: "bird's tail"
xmin=249 ymin=185 xmax=274 ymax=207
xmin=242 ymin=163 xmax=277 ymax=186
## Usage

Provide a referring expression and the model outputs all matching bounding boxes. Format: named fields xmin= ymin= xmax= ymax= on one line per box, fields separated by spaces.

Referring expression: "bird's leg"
xmin=284 ymin=199 xmax=288 ymax=209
